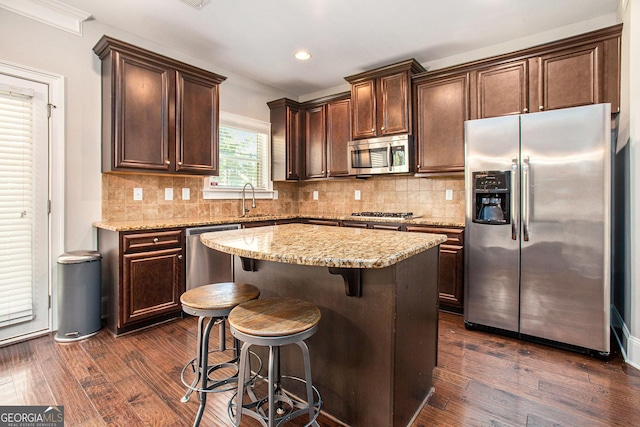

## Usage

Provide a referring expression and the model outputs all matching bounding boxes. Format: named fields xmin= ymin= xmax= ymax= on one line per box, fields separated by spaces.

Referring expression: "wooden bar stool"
xmin=228 ymin=297 xmax=322 ymax=427
xmin=179 ymin=282 xmax=260 ymax=427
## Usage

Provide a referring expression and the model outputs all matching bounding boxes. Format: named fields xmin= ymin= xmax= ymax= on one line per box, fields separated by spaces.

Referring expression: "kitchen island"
xmin=201 ymin=223 xmax=446 ymax=427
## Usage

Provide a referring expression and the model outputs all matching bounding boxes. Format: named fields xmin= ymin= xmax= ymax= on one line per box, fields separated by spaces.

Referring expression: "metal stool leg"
xmin=193 ymin=316 xmax=215 ymax=427
xmin=234 ymin=341 xmax=251 ymax=426
xmin=297 ymin=340 xmax=315 ymax=422
xmin=181 ymin=315 xmax=207 ymax=403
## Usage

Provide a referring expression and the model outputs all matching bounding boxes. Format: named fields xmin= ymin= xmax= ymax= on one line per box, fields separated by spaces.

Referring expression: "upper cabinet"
xmin=93 ymin=36 xmax=226 ymax=176
xmin=301 ymin=93 xmax=351 ymax=179
xmin=413 ymin=72 xmax=470 ymax=175
xmin=268 ymin=98 xmax=301 ymax=181
xmin=345 ymin=59 xmax=425 ymax=140
xmin=412 ymin=24 xmax=621 ymax=175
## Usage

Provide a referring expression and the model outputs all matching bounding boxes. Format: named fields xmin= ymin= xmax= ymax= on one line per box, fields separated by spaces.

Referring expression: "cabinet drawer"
xmin=405 ymin=226 xmax=464 ymax=245
xmin=123 ymin=229 xmax=183 ymax=253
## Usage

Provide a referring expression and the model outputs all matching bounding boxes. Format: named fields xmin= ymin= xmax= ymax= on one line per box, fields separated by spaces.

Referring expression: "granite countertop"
xmin=200 ymin=223 xmax=447 ymax=269
xmin=93 ymin=213 xmax=464 ymax=232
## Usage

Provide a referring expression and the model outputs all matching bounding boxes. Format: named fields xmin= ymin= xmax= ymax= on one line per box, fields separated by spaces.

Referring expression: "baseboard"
xmin=611 ymin=305 xmax=640 ymax=370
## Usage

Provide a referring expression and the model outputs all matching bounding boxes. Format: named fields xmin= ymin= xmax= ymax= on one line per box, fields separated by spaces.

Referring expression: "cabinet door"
xmin=326 ymin=98 xmax=351 ymax=177
xmin=115 ymin=52 xmax=172 ymax=171
xmin=304 ymin=106 xmax=327 ymax=179
xmin=414 ymin=73 xmax=469 ymax=174
xmin=530 ymin=42 xmax=604 ymax=112
xmin=175 ymin=70 xmax=219 ymax=175
xmin=351 ymin=80 xmax=377 ymax=139
xmin=287 ymin=108 xmax=301 ymax=180
xmin=379 ymin=72 xmax=410 ymax=135
xmin=438 ymin=245 xmax=464 ymax=310
xmin=473 ymin=60 xmax=528 ymax=118
xmin=121 ymin=247 xmax=183 ymax=327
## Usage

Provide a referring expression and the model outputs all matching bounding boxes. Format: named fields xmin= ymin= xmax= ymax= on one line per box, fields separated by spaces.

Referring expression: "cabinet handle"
xmin=165 ymin=160 xmax=171 ymax=165
xmin=178 ymin=254 xmax=183 ymax=260
xmin=523 ymin=108 xmax=529 ymax=113
xmin=153 ymin=237 xmax=159 ymax=243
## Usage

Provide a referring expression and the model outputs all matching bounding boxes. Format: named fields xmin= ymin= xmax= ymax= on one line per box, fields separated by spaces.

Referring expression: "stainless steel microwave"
xmin=348 ymin=135 xmax=411 ymax=175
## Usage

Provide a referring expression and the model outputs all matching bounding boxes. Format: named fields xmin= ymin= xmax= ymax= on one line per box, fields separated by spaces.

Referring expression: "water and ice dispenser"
xmin=472 ymin=171 xmax=510 ymax=224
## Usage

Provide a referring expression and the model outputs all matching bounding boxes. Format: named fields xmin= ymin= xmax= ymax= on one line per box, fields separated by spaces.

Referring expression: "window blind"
xmin=0 ymin=87 xmax=35 ymax=328
xmin=211 ymin=125 xmax=268 ymax=189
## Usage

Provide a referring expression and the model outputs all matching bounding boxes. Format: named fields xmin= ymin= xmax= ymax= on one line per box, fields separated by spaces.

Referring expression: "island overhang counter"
xmin=201 ymin=223 xmax=446 ymax=427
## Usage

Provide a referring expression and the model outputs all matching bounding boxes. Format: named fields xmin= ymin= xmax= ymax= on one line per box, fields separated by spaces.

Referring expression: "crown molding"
xmin=0 ymin=0 xmax=92 ymax=36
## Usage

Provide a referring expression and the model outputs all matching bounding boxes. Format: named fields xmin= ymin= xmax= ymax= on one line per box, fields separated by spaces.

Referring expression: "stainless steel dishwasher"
xmin=185 ymin=224 xmax=240 ymax=290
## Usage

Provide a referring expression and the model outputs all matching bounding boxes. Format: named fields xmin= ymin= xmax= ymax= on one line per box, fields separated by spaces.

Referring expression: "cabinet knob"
xmin=417 ymin=164 xmax=421 ymax=168
xmin=165 ymin=160 xmax=170 ymax=165
xmin=321 ymin=170 xmax=325 ymax=174
xmin=153 ymin=237 xmax=159 ymax=243
xmin=178 ymin=161 xmax=183 ymax=166
xmin=523 ymin=108 xmax=529 ymax=113
xmin=381 ymin=126 xmax=385 ymax=130
xmin=539 ymin=106 xmax=545 ymax=111
xmin=178 ymin=254 xmax=183 ymax=260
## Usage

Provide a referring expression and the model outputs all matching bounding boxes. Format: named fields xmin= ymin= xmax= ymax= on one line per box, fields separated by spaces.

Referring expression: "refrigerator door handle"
xmin=522 ymin=155 xmax=530 ymax=241
xmin=511 ymin=157 xmax=518 ymax=240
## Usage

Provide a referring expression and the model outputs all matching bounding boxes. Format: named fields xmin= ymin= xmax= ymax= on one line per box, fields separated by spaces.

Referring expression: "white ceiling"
xmin=60 ymin=0 xmax=619 ymax=97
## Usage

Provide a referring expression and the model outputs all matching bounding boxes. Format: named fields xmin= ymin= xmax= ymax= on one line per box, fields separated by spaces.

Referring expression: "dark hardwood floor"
xmin=1 ymin=312 xmax=639 ymax=426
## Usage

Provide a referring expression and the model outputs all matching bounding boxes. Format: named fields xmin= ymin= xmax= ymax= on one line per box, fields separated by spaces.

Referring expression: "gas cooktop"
xmin=350 ymin=212 xmax=421 ymax=220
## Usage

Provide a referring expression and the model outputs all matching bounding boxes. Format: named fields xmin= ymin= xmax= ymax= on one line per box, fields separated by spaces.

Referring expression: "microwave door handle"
xmin=387 ymin=143 xmax=392 ymax=172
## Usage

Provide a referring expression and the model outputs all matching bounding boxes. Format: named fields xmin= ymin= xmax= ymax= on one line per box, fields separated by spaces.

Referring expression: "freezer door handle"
xmin=511 ymin=157 xmax=518 ymax=240
xmin=522 ymin=156 xmax=530 ymax=241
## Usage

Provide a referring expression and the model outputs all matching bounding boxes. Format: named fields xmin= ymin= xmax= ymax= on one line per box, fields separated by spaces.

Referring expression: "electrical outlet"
xmin=445 ymin=189 xmax=453 ymax=201
xmin=313 ymin=190 xmax=318 ymax=200
xmin=355 ymin=190 xmax=361 ymax=200
xmin=273 ymin=190 xmax=278 ymax=200
xmin=165 ymin=188 xmax=174 ymax=200
xmin=182 ymin=188 xmax=190 ymax=200
xmin=133 ymin=187 xmax=143 ymax=201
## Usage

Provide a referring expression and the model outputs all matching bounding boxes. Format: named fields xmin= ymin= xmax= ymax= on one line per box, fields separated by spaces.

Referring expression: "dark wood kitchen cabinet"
xmin=406 ymin=226 xmax=465 ymax=312
xmin=304 ymin=105 xmax=326 ymax=179
xmin=345 ymin=59 xmax=425 ymax=140
xmin=471 ymin=59 xmax=529 ymax=118
xmin=268 ymin=98 xmax=301 ymax=181
xmin=413 ymin=72 xmax=470 ymax=175
xmin=98 ymin=228 xmax=185 ymax=335
xmin=529 ymin=36 xmax=620 ymax=113
xmin=301 ymin=93 xmax=351 ymax=179
xmin=93 ymin=36 xmax=226 ymax=176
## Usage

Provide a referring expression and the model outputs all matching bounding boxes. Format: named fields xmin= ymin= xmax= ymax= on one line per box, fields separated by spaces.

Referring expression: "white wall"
xmin=0 ymin=8 xmax=292 ymax=253
xmin=622 ymin=0 xmax=640 ymax=369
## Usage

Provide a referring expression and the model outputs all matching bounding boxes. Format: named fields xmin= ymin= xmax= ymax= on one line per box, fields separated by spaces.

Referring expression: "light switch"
xmin=445 ymin=189 xmax=453 ymax=201
xmin=182 ymin=188 xmax=190 ymax=200
xmin=355 ymin=190 xmax=361 ymax=200
xmin=133 ymin=187 xmax=143 ymax=201
xmin=165 ymin=188 xmax=174 ymax=200
xmin=313 ymin=190 xmax=318 ymax=200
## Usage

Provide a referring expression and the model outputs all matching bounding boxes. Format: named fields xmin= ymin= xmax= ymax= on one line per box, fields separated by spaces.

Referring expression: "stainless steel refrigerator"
xmin=464 ymin=103 xmax=612 ymax=355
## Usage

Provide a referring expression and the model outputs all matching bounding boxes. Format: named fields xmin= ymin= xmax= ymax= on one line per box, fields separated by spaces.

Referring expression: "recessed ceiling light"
xmin=294 ymin=51 xmax=311 ymax=61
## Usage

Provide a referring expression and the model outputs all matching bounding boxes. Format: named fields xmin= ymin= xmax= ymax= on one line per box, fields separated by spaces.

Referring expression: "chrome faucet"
xmin=241 ymin=183 xmax=256 ymax=217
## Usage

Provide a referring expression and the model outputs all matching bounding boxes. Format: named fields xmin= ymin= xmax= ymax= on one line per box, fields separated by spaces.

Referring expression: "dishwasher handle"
xmin=185 ymin=224 xmax=241 ymax=236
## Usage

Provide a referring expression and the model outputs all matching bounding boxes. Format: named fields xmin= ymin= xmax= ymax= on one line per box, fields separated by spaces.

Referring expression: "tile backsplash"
xmin=101 ymin=174 xmax=465 ymax=224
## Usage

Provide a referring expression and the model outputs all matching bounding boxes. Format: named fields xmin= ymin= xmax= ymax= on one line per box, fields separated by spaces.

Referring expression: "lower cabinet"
xmin=98 ymin=228 xmax=185 ymax=335
xmin=405 ymin=226 xmax=465 ymax=312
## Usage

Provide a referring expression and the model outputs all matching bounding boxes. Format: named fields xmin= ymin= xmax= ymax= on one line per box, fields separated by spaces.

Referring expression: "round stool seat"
xmin=228 ymin=297 xmax=321 ymax=337
xmin=181 ymin=282 xmax=260 ymax=317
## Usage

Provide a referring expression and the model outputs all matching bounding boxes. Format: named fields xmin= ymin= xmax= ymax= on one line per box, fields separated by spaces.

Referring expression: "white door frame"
xmin=0 ymin=60 xmax=64 ymax=345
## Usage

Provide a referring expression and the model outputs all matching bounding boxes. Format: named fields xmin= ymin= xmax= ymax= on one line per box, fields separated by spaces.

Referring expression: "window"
xmin=204 ymin=111 xmax=271 ymax=197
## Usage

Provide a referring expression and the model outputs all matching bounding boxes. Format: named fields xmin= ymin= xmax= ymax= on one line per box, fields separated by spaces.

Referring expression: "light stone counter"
xmin=200 ymin=223 xmax=447 ymax=269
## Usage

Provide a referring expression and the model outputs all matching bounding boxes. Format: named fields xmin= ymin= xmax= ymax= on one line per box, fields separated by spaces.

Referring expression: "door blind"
xmin=0 ymin=85 xmax=35 ymax=328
